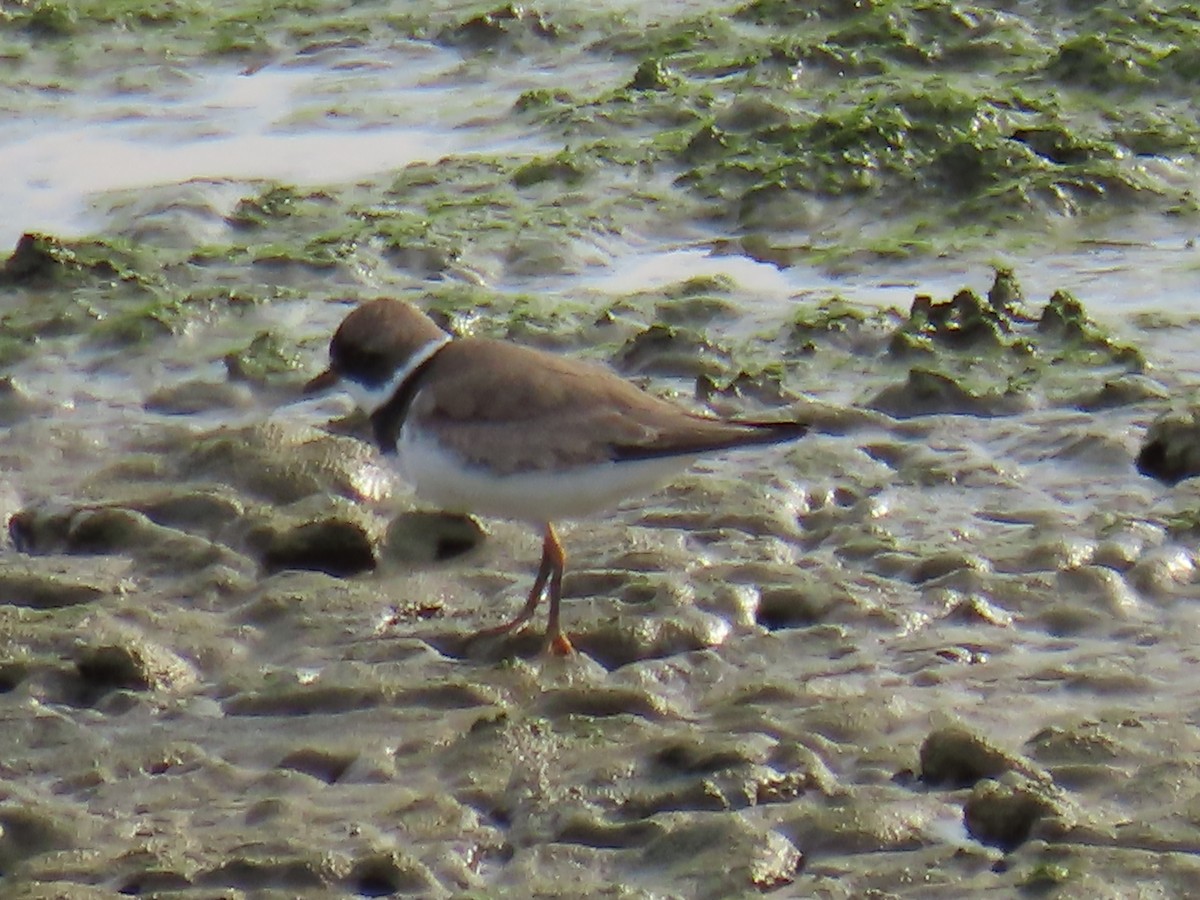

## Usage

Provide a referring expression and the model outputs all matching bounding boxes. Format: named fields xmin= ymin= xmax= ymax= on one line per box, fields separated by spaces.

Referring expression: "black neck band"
xmin=368 ymin=347 xmax=445 ymax=455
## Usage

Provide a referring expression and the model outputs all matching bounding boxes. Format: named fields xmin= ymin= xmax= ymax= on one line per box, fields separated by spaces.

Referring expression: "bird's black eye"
xmin=362 ymin=355 xmax=395 ymax=387
xmin=334 ymin=348 xmax=392 ymax=388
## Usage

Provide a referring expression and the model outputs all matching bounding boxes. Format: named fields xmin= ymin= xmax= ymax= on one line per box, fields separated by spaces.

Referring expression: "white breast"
xmin=394 ymin=424 xmax=691 ymax=523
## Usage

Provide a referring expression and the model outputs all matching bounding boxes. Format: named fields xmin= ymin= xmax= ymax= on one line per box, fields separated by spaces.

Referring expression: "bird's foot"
xmin=548 ymin=631 xmax=575 ymax=656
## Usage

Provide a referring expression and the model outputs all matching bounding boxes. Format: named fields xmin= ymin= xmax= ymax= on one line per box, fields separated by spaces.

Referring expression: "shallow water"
xmin=4 ymin=6 xmax=1200 ymax=899
xmin=1 ymin=40 xmax=584 ymax=250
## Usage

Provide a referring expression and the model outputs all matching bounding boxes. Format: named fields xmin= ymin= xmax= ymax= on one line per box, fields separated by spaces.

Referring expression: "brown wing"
xmin=412 ymin=339 xmax=805 ymax=474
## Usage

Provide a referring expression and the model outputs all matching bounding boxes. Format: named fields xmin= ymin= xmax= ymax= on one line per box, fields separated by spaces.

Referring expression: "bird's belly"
xmin=395 ymin=427 xmax=689 ymax=522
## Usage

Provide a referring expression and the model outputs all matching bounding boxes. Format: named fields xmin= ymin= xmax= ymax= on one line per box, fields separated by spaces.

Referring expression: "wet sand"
xmin=4 ymin=4 xmax=1200 ymax=897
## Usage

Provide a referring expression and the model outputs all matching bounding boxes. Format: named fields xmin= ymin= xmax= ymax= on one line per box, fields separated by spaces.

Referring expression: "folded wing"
xmin=411 ymin=340 xmax=806 ymax=475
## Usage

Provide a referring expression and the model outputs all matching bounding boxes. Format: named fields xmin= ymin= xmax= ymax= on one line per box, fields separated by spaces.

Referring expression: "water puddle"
xmin=3 ymin=41 xmax=555 ymax=248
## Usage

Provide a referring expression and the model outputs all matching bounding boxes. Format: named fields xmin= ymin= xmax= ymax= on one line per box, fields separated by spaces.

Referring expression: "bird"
xmin=304 ymin=298 xmax=807 ymax=654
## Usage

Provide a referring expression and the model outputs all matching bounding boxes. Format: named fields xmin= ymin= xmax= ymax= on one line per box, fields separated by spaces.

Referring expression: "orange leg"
xmin=541 ymin=524 xmax=573 ymax=655
xmin=476 ymin=523 xmax=573 ymax=654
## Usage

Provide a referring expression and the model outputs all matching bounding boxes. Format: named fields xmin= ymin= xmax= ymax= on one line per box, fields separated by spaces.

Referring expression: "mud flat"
xmin=4 ymin=3 xmax=1200 ymax=897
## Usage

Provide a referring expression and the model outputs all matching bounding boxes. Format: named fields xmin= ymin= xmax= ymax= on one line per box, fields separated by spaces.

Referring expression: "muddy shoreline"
xmin=5 ymin=2 xmax=1200 ymax=897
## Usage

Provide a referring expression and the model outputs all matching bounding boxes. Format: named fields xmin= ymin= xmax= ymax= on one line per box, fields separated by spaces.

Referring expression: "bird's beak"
xmin=303 ymin=368 xmax=339 ymax=395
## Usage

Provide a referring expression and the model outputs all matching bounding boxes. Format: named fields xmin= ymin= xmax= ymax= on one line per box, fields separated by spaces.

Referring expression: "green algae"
xmin=1037 ymin=289 xmax=1146 ymax=368
xmin=791 ymin=296 xmax=876 ymax=338
xmin=228 ymin=186 xmax=335 ymax=230
xmin=0 ymin=233 xmax=184 ymax=362
xmin=874 ymin=268 xmax=1146 ymax=414
xmin=1019 ymin=859 xmax=1073 ymax=889
xmin=4 ymin=2 xmax=1200 ymax=263
xmin=1 ymin=232 xmax=153 ymax=286
xmin=497 ymin=1 xmax=1200 ymax=250
xmin=0 ymin=5 xmax=1169 ymax=432
xmin=224 ymin=331 xmax=303 ymax=385
xmin=433 ymin=2 xmax=559 ymax=50
xmin=511 ymin=150 xmax=589 ymax=188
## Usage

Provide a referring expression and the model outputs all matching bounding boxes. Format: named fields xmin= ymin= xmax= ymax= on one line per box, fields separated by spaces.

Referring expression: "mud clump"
xmin=1075 ymin=373 xmax=1168 ymax=411
xmin=437 ymin=4 xmax=557 ymax=50
xmin=920 ymin=726 xmax=1048 ymax=788
xmin=180 ymin=422 xmax=394 ymax=504
xmin=261 ymin=518 xmax=377 ymax=577
xmin=963 ymin=777 xmax=1068 ymax=851
xmin=144 ymin=379 xmax=255 ymax=415
xmin=346 ymin=851 xmax=441 ymax=897
xmin=874 ymin=270 xmax=1144 ymax=418
xmin=1 ymin=232 xmax=115 ymax=282
xmin=614 ymin=322 xmax=734 ymax=380
xmin=10 ymin=503 xmax=251 ymax=575
xmin=0 ymin=565 xmax=111 ymax=609
xmin=1136 ymin=407 xmax=1200 ymax=485
xmin=0 ymin=375 xmax=40 ymax=425
xmin=639 ymin=815 xmax=803 ymax=895
xmin=76 ymin=639 xmax=197 ymax=695
xmin=894 ymin=287 xmax=1022 ymax=354
xmin=889 ymin=270 xmax=1136 ymax=364
xmin=0 ymin=807 xmax=77 ymax=874
xmin=869 ymin=367 xmax=1031 ymax=418
xmin=384 ymin=511 xmax=486 ymax=563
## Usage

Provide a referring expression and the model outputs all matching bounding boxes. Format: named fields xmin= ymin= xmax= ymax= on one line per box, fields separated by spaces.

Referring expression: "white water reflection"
xmin=2 ymin=45 xmax=543 ymax=249
xmin=573 ymin=230 xmax=1200 ymax=328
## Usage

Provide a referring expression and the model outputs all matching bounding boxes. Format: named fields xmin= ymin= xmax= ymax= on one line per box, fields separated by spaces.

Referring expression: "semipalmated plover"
xmin=305 ymin=298 xmax=806 ymax=654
